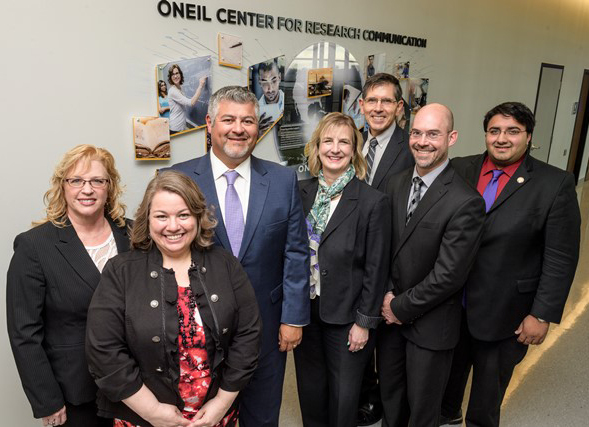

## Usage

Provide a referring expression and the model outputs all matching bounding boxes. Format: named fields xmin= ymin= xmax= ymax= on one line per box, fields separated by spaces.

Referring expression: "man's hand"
xmin=381 ymin=292 xmax=402 ymax=325
xmin=279 ymin=324 xmax=302 ymax=352
xmin=258 ymin=112 xmax=274 ymax=136
xmin=515 ymin=314 xmax=549 ymax=345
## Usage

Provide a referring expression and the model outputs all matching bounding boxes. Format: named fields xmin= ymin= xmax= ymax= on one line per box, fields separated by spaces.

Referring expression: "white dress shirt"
xmin=362 ymin=123 xmax=397 ymax=185
xmin=210 ymin=149 xmax=251 ymax=223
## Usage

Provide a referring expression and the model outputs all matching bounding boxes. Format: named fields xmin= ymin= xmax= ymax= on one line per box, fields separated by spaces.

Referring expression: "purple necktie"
xmin=482 ymin=169 xmax=504 ymax=212
xmin=224 ymin=170 xmax=244 ymax=256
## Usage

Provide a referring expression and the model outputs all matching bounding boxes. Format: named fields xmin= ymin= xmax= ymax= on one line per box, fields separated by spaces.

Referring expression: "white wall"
xmin=1 ymin=0 xmax=589 ymax=424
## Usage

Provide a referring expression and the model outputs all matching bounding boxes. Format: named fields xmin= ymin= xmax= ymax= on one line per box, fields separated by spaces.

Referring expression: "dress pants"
xmin=294 ymin=297 xmax=376 ymax=427
xmin=441 ymin=310 xmax=473 ymax=418
xmin=238 ymin=344 xmax=287 ymax=427
xmin=441 ymin=312 xmax=529 ymax=427
xmin=378 ymin=324 xmax=453 ymax=427
xmin=64 ymin=401 xmax=111 ymax=427
xmin=359 ymin=352 xmax=381 ymax=408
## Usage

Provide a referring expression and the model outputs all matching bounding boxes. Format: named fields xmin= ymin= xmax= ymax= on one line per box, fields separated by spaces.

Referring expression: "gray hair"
xmin=207 ymin=86 xmax=259 ymax=126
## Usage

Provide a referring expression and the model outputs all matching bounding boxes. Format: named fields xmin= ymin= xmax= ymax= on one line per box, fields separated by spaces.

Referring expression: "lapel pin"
xmin=517 ymin=177 xmax=524 ymax=184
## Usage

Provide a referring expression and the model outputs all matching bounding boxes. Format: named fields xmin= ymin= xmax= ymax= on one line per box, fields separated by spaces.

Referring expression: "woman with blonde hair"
xmin=86 ymin=170 xmax=261 ymax=427
xmin=7 ymin=144 xmax=131 ymax=427
xmin=295 ymin=112 xmax=392 ymax=427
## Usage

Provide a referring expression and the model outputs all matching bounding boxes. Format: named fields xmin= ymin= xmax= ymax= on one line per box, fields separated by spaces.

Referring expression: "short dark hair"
xmin=258 ymin=59 xmax=279 ymax=75
xmin=167 ymin=64 xmax=184 ymax=86
xmin=362 ymin=73 xmax=402 ymax=101
xmin=483 ymin=102 xmax=535 ymax=134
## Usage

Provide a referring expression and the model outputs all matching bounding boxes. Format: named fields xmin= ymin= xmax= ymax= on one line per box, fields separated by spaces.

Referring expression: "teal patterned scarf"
xmin=306 ymin=164 xmax=356 ymax=298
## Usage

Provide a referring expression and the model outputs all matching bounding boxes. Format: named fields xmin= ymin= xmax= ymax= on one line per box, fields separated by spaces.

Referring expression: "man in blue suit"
xmin=166 ymin=86 xmax=310 ymax=427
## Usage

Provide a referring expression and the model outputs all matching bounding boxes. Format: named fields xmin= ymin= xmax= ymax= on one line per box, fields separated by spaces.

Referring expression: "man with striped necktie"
xmin=356 ymin=73 xmax=415 ymax=426
xmin=379 ymin=103 xmax=485 ymax=427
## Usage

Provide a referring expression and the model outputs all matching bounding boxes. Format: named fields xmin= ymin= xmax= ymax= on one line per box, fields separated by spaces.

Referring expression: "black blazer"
xmin=386 ymin=164 xmax=486 ymax=350
xmin=86 ymin=246 xmax=261 ymax=426
xmin=363 ymin=125 xmax=415 ymax=192
xmin=299 ymin=177 xmax=391 ymax=328
xmin=6 ymin=217 xmax=131 ymax=418
xmin=452 ymin=153 xmax=581 ymax=341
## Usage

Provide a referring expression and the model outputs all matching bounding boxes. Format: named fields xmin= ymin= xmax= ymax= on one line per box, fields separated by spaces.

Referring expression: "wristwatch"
xmin=535 ymin=316 xmax=547 ymax=323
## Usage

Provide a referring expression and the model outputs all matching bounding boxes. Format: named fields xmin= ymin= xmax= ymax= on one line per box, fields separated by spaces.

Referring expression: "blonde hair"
xmin=34 ymin=145 xmax=126 ymax=228
xmin=131 ymin=170 xmax=217 ymax=251
xmin=306 ymin=112 xmax=367 ymax=180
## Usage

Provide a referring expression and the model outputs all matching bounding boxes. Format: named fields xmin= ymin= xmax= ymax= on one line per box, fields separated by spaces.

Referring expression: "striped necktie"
xmin=406 ymin=176 xmax=424 ymax=225
xmin=365 ymin=138 xmax=379 ymax=183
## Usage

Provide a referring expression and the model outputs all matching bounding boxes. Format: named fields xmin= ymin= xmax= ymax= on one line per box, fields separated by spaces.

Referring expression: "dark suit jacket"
xmin=452 ymin=153 xmax=581 ymax=341
xmin=6 ymin=218 xmax=130 ymax=418
xmin=299 ymin=177 xmax=391 ymax=328
xmin=86 ymin=246 xmax=261 ymax=426
xmin=166 ymin=154 xmax=310 ymax=356
xmin=387 ymin=164 xmax=486 ymax=351
xmin=363 ymin=125 xmax=415 ymax=192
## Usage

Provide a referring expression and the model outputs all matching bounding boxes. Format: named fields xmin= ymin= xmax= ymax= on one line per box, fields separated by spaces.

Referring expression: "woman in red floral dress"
xmin=87 ymin=171 xmax=261 ymax=427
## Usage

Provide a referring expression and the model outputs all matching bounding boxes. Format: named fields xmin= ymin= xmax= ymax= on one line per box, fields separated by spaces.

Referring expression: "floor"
xmin=278 ymin=179 xmax=589 ymax=427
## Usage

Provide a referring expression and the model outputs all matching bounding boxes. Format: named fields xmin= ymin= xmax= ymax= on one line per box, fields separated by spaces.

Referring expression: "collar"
xmin=481 ymin=154 xmax=524 ymax=178
xmin=368 ymin=122 xmax=396 ymax=147
xmin=210 ymin=148 xmax=251 ymax=183
xmin=412 ymin=158 xmax=449 ymax=188
xmin=259 ymin=89 xmax=284 ymax=108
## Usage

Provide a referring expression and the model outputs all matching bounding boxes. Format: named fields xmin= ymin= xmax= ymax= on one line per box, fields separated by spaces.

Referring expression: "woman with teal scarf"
xmin=295 ymin=112 xmax=392 ymax=427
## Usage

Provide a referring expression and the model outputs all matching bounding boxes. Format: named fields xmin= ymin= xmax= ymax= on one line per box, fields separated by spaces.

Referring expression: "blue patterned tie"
xmin=223 ymin=170 xmax=244 ymax=256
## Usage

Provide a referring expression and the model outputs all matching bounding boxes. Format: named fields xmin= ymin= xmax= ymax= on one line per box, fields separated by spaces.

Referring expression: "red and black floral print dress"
xmin=114 ymin=285 xmax=237 ymax=427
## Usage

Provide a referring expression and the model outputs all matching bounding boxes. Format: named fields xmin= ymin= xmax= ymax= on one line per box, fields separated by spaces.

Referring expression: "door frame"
xmin=567 ymin=69 xmax=589 ymax=182
xmin=532 ymin=63 xmax=564 ymax=163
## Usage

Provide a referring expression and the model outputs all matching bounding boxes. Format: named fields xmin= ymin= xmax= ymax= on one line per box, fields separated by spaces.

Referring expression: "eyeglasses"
xmin=409 ymin=129 xmax=448 ymax=141
xmin=486 ymin=128 xmax=527 ymax=137
xmin=364 ymin=97 xmax=398 ymax=107
xmin=65 ymin=178 xmax=109 ymax=188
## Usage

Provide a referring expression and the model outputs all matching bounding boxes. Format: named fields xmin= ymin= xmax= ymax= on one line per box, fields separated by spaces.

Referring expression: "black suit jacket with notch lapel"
xmin=363 ymin=125 xmax=415 ymax=192
xmin=6 ymin=217 xmax=131 ymax=418
xmin=299 ymin=177 xmax=392 ymax=327
xmin=386 ymin=164 xmax=486 ymax=351
xmin=452 ymin=153 xmax=581 ymax=341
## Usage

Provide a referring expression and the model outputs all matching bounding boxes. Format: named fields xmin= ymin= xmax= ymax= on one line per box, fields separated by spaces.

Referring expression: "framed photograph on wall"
xmin=307 ymin=68 xmax=333 ymax=98
xmin=133 ymin=117 xmax=170 ymax=160
xmin=393 ymin=61 xmax=410 ymax=79
xmin=156 ymin=56 xmax=211 ymax=137
xmin=364 ymin=53 xmax=386 ymax=80
xmin=248 ymin=56 xmax=286 ymax=140
xmin=342 ymin=84 xmax=365 ymax=130
xmin=218 ymin=33 xmax=243 ymax=68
